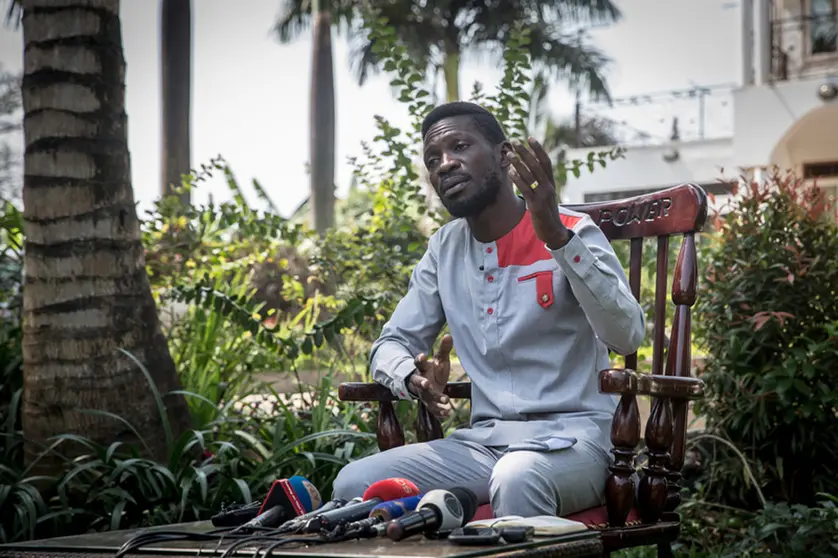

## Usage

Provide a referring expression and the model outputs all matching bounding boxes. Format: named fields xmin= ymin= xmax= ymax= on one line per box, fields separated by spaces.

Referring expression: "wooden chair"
xmin=338 ymin=183 xmax=708 ymax=557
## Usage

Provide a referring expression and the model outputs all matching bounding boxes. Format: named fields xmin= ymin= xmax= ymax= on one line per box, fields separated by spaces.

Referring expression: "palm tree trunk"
xmin=20 ymin=0 xmax=191 ymax=472
xmin=442 ymin=38 xmax=460 ymax=102
xmin=309 ymin=0 xmax=335 ymax=235
xmin=160 ymin=0 xmax=192 ymax=205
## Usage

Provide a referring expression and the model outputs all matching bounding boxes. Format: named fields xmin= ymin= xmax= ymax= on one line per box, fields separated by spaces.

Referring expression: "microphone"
xmin=276 ymin=498 xmax=348 ymax=533
xmin=234 ymin=476 xmax=321 ymax=532
xmin=303 ymin=478 xmax=420 ymax=533
xmin=385 ymin=487 xmax=478 ymax=541
xmin=369 ymin=495 xmax=422 ymax=521
xmin=335 ymin=495 xmax=423 ymax=540
xmin=363 ymin=477 xmax=420 ymax=501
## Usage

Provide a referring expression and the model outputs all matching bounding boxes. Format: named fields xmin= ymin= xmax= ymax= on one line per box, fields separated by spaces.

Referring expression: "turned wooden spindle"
xmin=663 ymin=233 xmax=698 ymax=511
xmin=652 ymin=235 xmax=670 ymax=377
xmin=638 ymin=395 xmax=674 ymax=523
xmin=415 ymin=405 xmax=444 ymax=442
xmin=603 ymin=370 xmax=641 ymax=527
xmin=377 ymin=401 xmax=405 ymax=451
xmin=625 ymin=237 xmax=643 ymax=371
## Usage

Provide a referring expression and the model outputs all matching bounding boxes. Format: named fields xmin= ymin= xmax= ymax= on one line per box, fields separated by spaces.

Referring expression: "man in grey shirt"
xmin=333 ymin=102 xmax=645 ymax=518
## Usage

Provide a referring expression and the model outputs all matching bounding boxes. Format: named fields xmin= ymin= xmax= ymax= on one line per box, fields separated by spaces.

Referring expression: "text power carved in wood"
xmin=597 ymin=198 xmax=673 ymax=227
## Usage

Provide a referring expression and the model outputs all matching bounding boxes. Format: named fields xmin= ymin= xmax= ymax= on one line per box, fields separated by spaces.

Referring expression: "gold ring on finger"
xmin=529 ymin=181 xmax=539 ymax=190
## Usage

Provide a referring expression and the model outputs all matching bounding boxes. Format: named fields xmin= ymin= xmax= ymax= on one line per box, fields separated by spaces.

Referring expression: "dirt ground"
xmin=256 ymin=361 xmax=706 ymax=433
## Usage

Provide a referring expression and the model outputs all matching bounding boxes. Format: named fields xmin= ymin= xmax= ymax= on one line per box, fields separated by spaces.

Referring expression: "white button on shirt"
xmin=370 ymin=207 xmax=646 ymax=453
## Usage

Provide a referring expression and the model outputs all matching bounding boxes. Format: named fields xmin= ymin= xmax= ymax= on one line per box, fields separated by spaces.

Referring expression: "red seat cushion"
xmin=470 ymin=503 xmax=642 ymax=529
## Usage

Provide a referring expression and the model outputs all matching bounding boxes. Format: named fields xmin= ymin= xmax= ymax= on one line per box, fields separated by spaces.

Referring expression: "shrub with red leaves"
xmin=694 ymin=169 xmax=838 ymax=509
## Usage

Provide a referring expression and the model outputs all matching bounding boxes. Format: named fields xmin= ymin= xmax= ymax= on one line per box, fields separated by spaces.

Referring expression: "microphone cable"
xmin=114 ymin=493 xmax=397 ymax=558
xmin=114 ymin=525 xmax=302 ymax=558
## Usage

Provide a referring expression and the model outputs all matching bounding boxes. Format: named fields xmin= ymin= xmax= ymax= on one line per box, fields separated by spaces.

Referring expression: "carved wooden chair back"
xmin=339 ymin=183 xmax=708 ymax=535
xmin=564 ymin=182 xmax=707 ymax=528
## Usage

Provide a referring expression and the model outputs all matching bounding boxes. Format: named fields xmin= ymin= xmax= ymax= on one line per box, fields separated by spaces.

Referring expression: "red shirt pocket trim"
xmin=517 ymin=270 xmax=555 ymax=309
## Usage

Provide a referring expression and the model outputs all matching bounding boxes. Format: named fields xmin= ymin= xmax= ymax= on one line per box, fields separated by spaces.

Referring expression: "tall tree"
xmin=309 ymin=0 xmax=335 ymax=234
xmin=276 ymin=0 xmax=356 ymax=233
xmin=20 ymin=0 xmax=191 ymax=469
xmin=279 ymin=1 xmax=620 ymax=103
xmin=160 ymin=0 xmax=192 ymax=204
xmin=355 ymin=0 xmax=620 ymax=103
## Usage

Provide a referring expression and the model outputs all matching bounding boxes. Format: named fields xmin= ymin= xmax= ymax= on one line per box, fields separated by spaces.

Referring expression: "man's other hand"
xmin=409 ymin=334 xmax=454 ymax=419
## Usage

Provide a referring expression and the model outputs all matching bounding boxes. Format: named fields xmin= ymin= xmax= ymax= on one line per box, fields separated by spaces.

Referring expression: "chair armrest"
xmin=338 ymin=381 xmax=472 ymax=402
xmin=599 ymin=369 xmax=704 ymax=400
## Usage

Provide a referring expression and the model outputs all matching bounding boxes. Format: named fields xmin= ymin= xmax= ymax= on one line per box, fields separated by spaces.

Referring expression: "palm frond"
xmin=347 ymin=36 xmax=379 ymax=86
xmin=541 ymin=0 xmax=622 ymax=26
xmin=542 ymin=114 xmax=617 ymax=151
xmin=2 ymin=0 xmax=21 ymax=29
xmin=273 ymin=0 xmax=358 ymax=43
xmin=274 ymin=0 xmax=313 ymax=43
xmin=524 ymin=23 xmax=613 ymax=103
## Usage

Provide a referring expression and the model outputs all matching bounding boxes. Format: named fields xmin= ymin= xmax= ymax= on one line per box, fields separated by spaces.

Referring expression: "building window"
xmin=802 ymin=160 xmax=838 ymax=179
xmin=809 ymin=0 xmax=837 ymax=55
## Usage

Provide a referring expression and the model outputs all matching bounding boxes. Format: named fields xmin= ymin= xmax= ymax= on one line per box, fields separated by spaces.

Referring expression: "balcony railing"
xmin=771 ymin=10 xmax=838 ymax=82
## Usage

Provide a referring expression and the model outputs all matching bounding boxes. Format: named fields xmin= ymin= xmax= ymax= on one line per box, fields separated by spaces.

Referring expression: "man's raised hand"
xmin=409 ymin=334 xmax=454 ymax=419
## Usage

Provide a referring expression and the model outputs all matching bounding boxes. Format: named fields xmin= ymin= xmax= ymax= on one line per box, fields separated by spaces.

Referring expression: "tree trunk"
xmin=309 ymin=0 xmax=335 ymax=235
xmin=443 ymin=39 xmax=460 ymax=102
xmin=160 ymin=0 xmax=192 ymax=204
xmin=20 ymin=0 xmax=191 ymax=472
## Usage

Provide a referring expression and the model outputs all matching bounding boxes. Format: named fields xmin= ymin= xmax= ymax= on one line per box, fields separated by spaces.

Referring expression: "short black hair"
xmin=421 ymin=101 xmax=507 ymax=145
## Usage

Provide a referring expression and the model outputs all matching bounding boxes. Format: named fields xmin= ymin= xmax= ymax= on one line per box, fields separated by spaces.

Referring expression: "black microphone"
xmin=303 ymin=497 xmax=383 ymax=532
xmin=385 ymin=487 xmax=478 ymax=541
xmin=278 ymin=498 xmax=348 ymax=533
xmin=334 ymin=495 xmax=424 ymax=540
xmin=337 ymin=516 xmax=388 ymax=539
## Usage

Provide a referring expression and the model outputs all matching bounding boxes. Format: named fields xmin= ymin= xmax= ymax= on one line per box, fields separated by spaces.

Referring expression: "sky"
xmin=0 ymin=0 xmax=741 ymax=218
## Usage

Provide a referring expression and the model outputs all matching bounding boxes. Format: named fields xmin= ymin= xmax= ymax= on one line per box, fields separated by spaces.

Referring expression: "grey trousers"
xmin=332 ymin=437 xmax=612 ymax=517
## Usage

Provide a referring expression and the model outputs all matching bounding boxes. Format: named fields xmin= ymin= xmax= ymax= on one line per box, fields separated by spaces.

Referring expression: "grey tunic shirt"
xmin=369 ymin=206 xmax=646 ymax=454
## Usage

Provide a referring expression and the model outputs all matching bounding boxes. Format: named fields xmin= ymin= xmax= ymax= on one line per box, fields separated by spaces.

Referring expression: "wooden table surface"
xmin=0 ymin=521 xmax=603 ymax=558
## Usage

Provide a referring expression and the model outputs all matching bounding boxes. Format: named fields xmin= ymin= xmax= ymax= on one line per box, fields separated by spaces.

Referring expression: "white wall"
xmin=561 ymin=138 xmax=735 ymax=203
xmin=732 ymin=77 xmax=838 ymax=168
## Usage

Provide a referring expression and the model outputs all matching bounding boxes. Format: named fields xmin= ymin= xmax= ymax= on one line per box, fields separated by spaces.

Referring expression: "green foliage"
xmin=0 ymin=201 xmax=21 ymax=450
xmin=670 ymin=493 xmax=838 ymax=557
xmin=614 ymin=493 xmax=838 ymax=557
xmin=0 ymin=352 xmax=376 ymax=543
xmin=470 ymin=26 xmax=624 ymax=189
xmin=609 ymin=236 xmax=685 ymax=370
xmin=1 ymin=12 xmax=623 ymax=544
xmin=694 ymin=171 xmax=838 ymax=507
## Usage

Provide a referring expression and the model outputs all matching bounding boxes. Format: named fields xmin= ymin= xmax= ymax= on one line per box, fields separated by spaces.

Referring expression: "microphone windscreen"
xmin=362 ymin=477 xmax=420 ymax=502
xmin=450 ymin=487 xmax=478 ymax=524
xmin=258 ymin=475 xmax=322 ymax=516
xmin=289 ymin=475 xmax=323 ymax=513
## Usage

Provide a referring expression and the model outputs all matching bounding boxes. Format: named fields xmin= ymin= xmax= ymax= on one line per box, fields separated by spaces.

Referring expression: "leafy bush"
xmin=614 ymin=492 xmax=838 ymax=557
xmin=672 ymin=492 xmax=838 ymax=557
xmin=694 ymin=171 xmax=838 ymax=508
xmin=0 ymin=359 xmax=376 ymax=543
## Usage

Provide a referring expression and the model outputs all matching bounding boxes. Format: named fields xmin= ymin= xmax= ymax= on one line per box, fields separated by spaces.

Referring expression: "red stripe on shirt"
xmin=496 ymin=211 xmax=582 ymax=268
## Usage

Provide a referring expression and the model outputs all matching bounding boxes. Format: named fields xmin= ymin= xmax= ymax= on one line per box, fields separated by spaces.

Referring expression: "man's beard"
xmin=440 ymin=169 xmax=502 ymax=218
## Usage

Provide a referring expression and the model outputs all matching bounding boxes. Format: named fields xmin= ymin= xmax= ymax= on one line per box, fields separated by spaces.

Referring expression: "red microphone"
xmin=363 ymin=478 xmax=420 ymax=501
xmin=305 ymin=478 xmax=419 ymax=532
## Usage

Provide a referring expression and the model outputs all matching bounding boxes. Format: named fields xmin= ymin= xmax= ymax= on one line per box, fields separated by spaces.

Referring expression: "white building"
xmin=562 ymin=0 xmax=838 ymax=208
